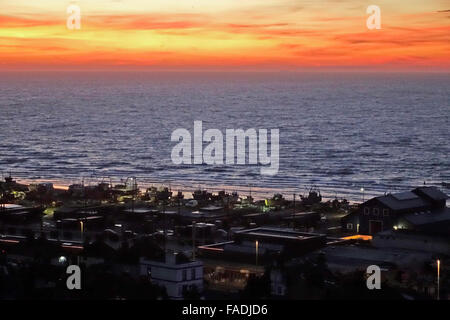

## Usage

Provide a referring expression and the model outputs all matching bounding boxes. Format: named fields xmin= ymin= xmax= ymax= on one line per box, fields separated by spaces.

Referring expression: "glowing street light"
xmin=80 ymin=221 xmax=84 ymax=242
xmin=58 ymin=256 xmax=67 ymax=264
xmin=360 ymin=188 xmax=365 ymax=202
xmin=437 ymin=259 xmax=440 ymax=300
xmin=255 ymin=240 xmax=259 ymax=266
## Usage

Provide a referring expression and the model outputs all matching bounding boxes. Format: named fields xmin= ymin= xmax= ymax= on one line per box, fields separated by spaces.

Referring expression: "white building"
xmin=140 ymin=252 xmax=203 ymax=299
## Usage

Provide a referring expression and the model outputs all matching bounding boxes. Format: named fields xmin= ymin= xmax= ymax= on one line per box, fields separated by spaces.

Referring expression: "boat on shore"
xmin=300 ymin=186 xmax=322 ymax=206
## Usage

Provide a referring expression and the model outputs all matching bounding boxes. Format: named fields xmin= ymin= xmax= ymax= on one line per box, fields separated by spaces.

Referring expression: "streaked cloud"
xmin=0 ymin=0 xmax=449 ymax=70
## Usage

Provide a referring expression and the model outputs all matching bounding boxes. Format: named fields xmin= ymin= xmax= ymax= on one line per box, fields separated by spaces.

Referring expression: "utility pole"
xmin=178 ymin=191 xmax=181 ymax=216
xmin=60 ymin=209 xmax=64 ymax=242
xmin=192 ymin=220 xmax=196 ymax=261
xmin=163 ymin=201 xmax=167 ymax=254
xmin=292 ymin=193 xmax=296 ymax=229
xmin=40 ymin=213 xmax=43 ymax=237
xmin=0 ymin=190 xmax=4 ymax=236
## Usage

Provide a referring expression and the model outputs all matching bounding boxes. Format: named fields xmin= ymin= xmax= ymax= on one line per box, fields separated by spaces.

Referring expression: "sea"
xmin=0 ymin=71 xmax=449 ymax=201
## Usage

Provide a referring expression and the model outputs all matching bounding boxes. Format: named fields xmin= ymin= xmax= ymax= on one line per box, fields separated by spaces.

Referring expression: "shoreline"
xmin=10 ymin=176 xmax=447 ymax=205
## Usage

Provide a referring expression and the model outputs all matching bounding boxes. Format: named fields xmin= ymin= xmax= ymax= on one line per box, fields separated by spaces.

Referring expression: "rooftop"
xmin=235 ymin=227 xmax=325 ymax=241
xmin=413 ymin=186 xmax=449 ymax=201
xmin=402 ymin=207 xmax=450 ymax=226
xmin=123 ymin=208 xmax=155 ymax=214
xmin=376 ymin=193 xmax=429 ymax=211
xmin=320 ymin=245 xmax=432 ymax=270
xmin=372 ymin=186 xmax=448 ymax=211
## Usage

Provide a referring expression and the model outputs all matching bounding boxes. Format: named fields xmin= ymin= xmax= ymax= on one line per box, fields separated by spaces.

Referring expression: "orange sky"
xmin=0 ymin=0 xmax=449 ymax=70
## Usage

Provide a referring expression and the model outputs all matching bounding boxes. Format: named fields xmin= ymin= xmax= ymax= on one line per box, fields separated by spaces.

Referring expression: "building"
xmin=342 ymin=186 xmax=449 ymax=235
xmin=197 ymin=227 xmax=326 ymax=292
xmin=318 ymin=242 xmax=433 ymax=273
xmin=199 ymin=227 xmax=326 ymax=264
xmin=140 ymin=251 xmax=203 ymax=299
xmin=373 ymin=229 xmax=450 ymax=255
xmin=0 ymin=203 xmax=43 ymax=224
xmin=233 ymin=227 xmax=326 ymax=257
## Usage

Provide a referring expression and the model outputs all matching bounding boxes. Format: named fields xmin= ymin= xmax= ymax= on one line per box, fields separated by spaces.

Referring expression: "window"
xmin=346 ymin=223 xmax=353 ymax=230
xmin=364 ymin=207 xmax=370 ymax=215
xmin=191 ymin=268 xmax=196 ymax=280
xmin=383 ymin=209 xmax=389 ymax=216
xmin=373 ymin=208 xmax=379 ymax=216
xmin=182 ymin=269 xmax=187 ymax=281
xmin=147 ymin=267 xmax=152 ymax=277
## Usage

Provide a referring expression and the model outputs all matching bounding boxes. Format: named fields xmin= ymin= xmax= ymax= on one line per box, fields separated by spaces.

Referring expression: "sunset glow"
xmin=0 ymin=0 xmax=449 ymax=70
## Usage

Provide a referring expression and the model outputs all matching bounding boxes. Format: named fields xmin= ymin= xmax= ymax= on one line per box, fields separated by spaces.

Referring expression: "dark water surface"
xmin=0 ymin=71 xmax=449 ymax=200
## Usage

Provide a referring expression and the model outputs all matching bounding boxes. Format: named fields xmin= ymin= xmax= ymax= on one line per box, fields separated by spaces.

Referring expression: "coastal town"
xmin=0 ymin=174 xmax=448 ymax=300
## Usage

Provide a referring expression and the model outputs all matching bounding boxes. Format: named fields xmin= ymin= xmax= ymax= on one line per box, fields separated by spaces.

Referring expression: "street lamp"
xmin=78 ymin=221 xmax=84 ymax=265
xmin=437 ymin=259 xmax=440 ymax=300
xmin=255 ymin=240 xmax=259 ymax=266
xmin=58 ymin=256 xmax=67 ymax=264
xmin=80 ymin=221 xmax=84 ymax=242
xmin=360 ymin=188 xmax=365 ymax=203
xmin=192 ymin=220 xmax=196 ymax=261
